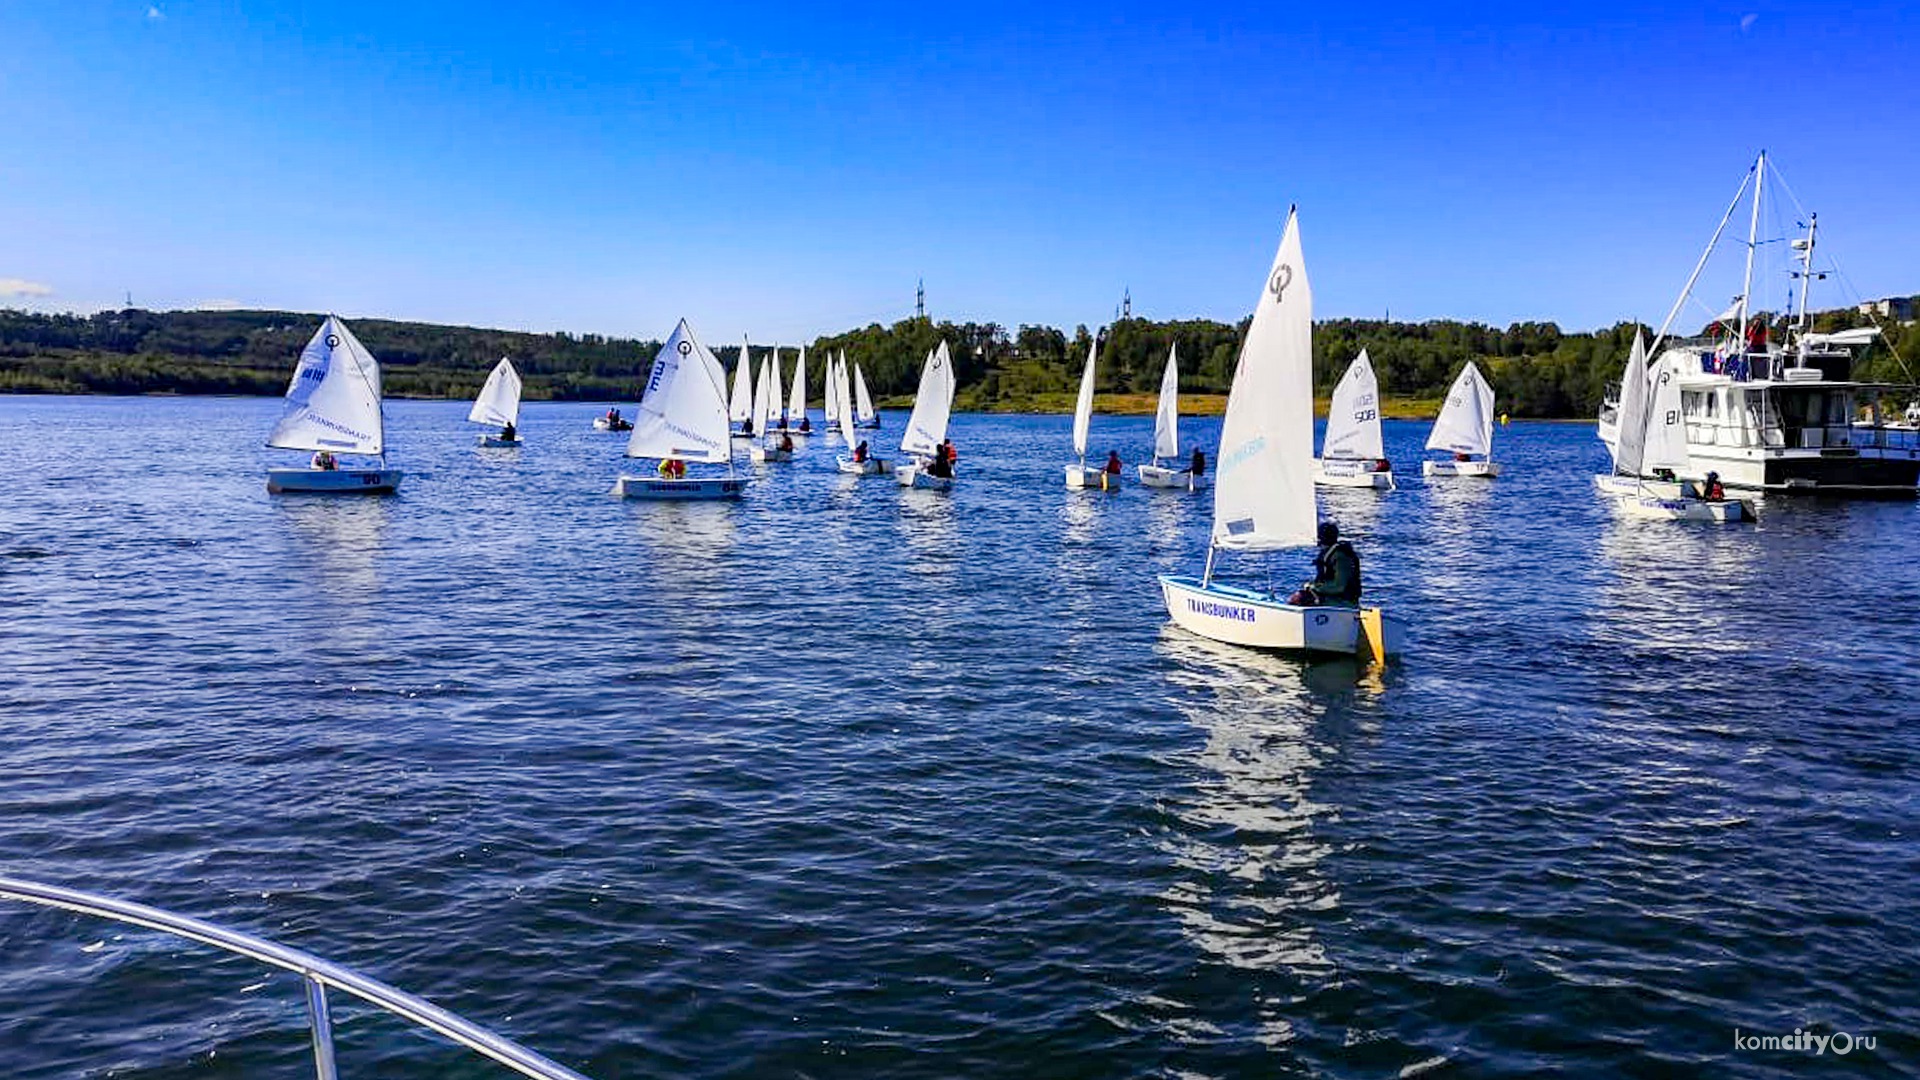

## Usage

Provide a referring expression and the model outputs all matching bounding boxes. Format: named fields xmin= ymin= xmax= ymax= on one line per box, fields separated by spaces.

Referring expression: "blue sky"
xmin=2 ymin=2 xmax=1915 ymax=343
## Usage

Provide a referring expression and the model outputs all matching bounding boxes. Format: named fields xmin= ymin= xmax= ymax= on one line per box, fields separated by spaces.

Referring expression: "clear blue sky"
xmin=3 ymin=2 xmax=1915 ymax=344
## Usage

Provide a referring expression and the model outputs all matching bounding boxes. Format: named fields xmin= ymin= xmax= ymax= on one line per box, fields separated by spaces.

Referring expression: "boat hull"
xmin=1313 ymin=458 xmax=1395 ymax=489
xmin=1138 ymin=464 xmax=1207 ymax=490
xmin=1591 ymin=473 xmax=1685 ymax=499
xmin=837 ymin=456 xmax=889 ymax=475
xmin=1423 ymin=459 xmax=1501 ymax=478
xmin=854 ymin=419 xmax=881 ymax=429
xmin=749 ymin=446 xmax=793 ymax=463
xmin=1160 ymin=575 xmax=1403 ymax=657
xmin=895 ymin=464 xmax=953 ymax=491
xmin=266 ymin=467 xmax=402 ymax=495
xmin=612 ymin=476 xmax=746 ymax=500
xmin=1611 ymin=493 xmax=1754 ymax=522
xmin=592 ymin=419 xmax=632 ymax=432
xmin=1065 ymin=465 xmax=1122 ymax=491
xmin=476 ymin=435 xmax=521 ymax=448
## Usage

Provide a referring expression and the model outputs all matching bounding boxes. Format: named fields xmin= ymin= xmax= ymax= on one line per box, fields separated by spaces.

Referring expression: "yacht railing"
xmin=0 ymin=875 xmax=592 ymax=1080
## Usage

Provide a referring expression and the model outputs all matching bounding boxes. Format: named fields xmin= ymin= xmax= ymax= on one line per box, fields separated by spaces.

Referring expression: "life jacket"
xmin=1314 ymin=541 xmax=1362 ymax=600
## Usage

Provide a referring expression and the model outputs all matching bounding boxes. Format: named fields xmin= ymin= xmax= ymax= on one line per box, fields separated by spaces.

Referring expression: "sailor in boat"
xmin=799 ymin=416 xmax=812 ymax=433
xmin=941 ymin=438 xmax=958 ymax=465
xmin=780 ymin=432 xmax=795 ymax=453
xmin=1190 ymin=447 xmax=1206 ymax=478
xmin=310 ymin=450 xmax=338 ymax=471
xmin=925 ymin=441 xmax=955 ymax=479
xmin=742 ymin=416 xmax=755 ymax=436
xmin=656 ymin=457 xmax=687 ymax=480
xmin=1702 ymin=471 xmax=1726 ymax=501
xmin=853 ymin=440 xmax=869 ymax=463
xmin=1104 ymin=450 xmax=1123 ymax=477
xmin=1286 ymin=522 xmax=1362 ymax=608
xmin=501 ymin=421 xmax=516 ymax=442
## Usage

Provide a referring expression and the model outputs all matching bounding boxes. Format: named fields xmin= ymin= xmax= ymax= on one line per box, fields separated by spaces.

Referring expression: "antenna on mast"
xmin=1122 ymin=287 xmax=1132 ymax=320
xmin=916 ymin=278 xmax=925 ymax=321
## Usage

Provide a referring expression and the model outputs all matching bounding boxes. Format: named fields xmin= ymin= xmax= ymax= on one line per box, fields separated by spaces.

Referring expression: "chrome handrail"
xmin=0 ymin=875 xmax=592 ymax=1080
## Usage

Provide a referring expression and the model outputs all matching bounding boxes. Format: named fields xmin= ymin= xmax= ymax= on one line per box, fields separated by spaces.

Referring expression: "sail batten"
xmin=267 ymin=316 xmax=386 ymax=455
xmin=1210 ymin=208 xmax=1317 ymax=552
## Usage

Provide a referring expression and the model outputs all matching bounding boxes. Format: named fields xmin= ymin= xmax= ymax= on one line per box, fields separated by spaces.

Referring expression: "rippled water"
xmin=2 ymin=395 xmax=1917 ymax=1078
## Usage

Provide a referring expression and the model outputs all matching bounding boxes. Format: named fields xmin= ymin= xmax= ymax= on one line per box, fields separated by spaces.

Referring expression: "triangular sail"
xmin=900 ymin=342 xmax=955 ymax=456
xmin=1642 ymin=358 xmax=1691 ymax=475
xmin=854 ymin=363 xmax=876 ymax=422
xmin=823 ymin=353 xmax=841 ymax=423
xmin=729 ymin=341 xmax=753 ymax=423
xmin=1071 ymin=334 xmax=1099 ymax=459
xmin=787 ymin=347 xmax=806 ymax=426
xmin=1153 ymin=344 xmax=1180 ymax=461
xmin=625 ymin=319 xmax=731 ymax=464
xmin=467 ymin=357 xmax=522 ymax=428
xmin=1322 ymin=349 xmax=1383 ymax=460
xmin=768 ymin=348 xmax=784 ymax=426
xmin=753 ymin=355 xmax=777 ymax=434
xmin=1612 ymin=332 xmax=1651 ymax=475
xmin=1424 ymin=360 xmax=1495 ymax=458
xmin=1211 ymin=208 xmax=1316 ymax=551
xmin=267 ymin=315 xmax=386 ymax=456
xmin=837 ymin=353 xmax=858 ymax=445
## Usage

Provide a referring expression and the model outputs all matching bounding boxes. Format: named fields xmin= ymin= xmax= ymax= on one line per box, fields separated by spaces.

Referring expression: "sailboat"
xmin=1063 ymin=331 xmax=1118 ymax=490
xmin=1159 ymin=208 xmax=1402 ymax=659
xmin=611 ymin=320 xmax=746 ymax=500
xmin=784 ymin=347 xmax=812 ymax=436
xmin=1608 ymin=334 xmax=1755 ymax=521
xmin=853 ymin=362 xmax=880 ymax=428
xmin=1592 ymin=332 xmax=1670 ymax=497
xmin=836 ymin=352 xmax=888 ymax=474
xmin=1313 ymin=349 xmax=1393 ymax=489
xmin=1420 ymin=361 xmax=1500 ymax=477
xmin=729 ymin=340 xmax=755 ymax=439
xmin=1138 ymin=344 xmax=1204 ymax=490
xmin=468 ymin=357 xmax=523 ymax=447
xmin=749 ymin=351 xmax=792 ymax=463
xmin=265 ymin=315 xmax=402 ymax=494
xmin=823 ymin=351 xmax=842 ymax=435
xmin=894 ymin=342 xmax=956 ymax=491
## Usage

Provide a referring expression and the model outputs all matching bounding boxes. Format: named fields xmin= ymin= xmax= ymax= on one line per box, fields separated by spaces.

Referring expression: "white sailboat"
xmin=611 ymin=320 xmax=746 ymax=500
xmin=749 ymin=351 xmax=792 ymax=463
xmin=468 ymin=357 xmax=523 ymax=447
xmin=853 ymin=362 xmax=880 ymax=428
xmin=1159 ymin=208 xmax=1402 ymax=659
xmin=1313 ymin=349 xmax=1393 ymax=489
xmin=785 ymin=347 xmax=813 ymax=435
xmin=1139 ymin=344 xmax=1205 ymax=491
xmin=729 ymin=339 xmax=755 ymax=439
xmin=1610 ymin=336 xmax=1755 ymax=521
xmin=1421 ymin=361 xmax=1501 ymax=477
xmin=823 ymin=351 xmax=842 ymax=432
xmin=1063 ymin=332 xmax=1118 ymax=491
xmin=265 ymin=316 xmax=402 ymax=494
xmin=1592 ymin=331 xmax=1671 ymax=497
xmin=836 ymin=351 xmax=888 ymax=474
xmin=894 ymin=342 xmax=956 ymax=491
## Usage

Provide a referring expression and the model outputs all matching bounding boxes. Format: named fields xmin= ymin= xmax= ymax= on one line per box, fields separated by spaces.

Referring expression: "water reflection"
xmin=896 ymin=487 xmax=958 ymax=578
xmin=275 ymin=497 xmax=392 ymax=654
xmin=1595 ymin=513 xmax=1759 ymax=658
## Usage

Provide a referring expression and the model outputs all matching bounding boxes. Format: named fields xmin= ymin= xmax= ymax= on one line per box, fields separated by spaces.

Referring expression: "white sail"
xmin=854 ymin=363 xmax=876 ymax=422
xmin=837 ymin=352 xmax=858 ymax=445
xmin=823 ymin=353 xmax=841 ymax=423
xmin=1612 ymin=332 xmax=1651 ymax=475
xmin=768 ymin=348 xmax=784 ymax=426
xmin=787 ymin=347 xmax=806 ymax=426
xmin=267 ymin=316 xmax=386 ymax=456
xmin=1424 ymin=360 xmax=1495 ymax=458
xmin=625 ymin=319 xmax=731 ymax=464
xmin=900 ymin=341 xmax=955 ymax=456
xmin=1071 ymin=333 xmax=1099 ymax=459
xmin=1212 ymin=208 xmax=1316 ymax=551
xmin=1642 ymin=358 xmax=1691 ymax=474
xmin=467 ymin=357 xmax=522 ymax=428
xmin=729 ymin=341 xmax=753 ymax=423
xmin=1153 ymin=344 xmax=1180 ymax=461
xmin=1321 ymin=349 xmax=1383 ymax=461
xmin=753 ymin=354 xmax=777 ymax=434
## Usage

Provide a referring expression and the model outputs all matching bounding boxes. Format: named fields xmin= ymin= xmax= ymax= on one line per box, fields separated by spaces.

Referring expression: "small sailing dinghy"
xmin=729 ymin=339 xmax=755 ymax=439
xmin=1139 ymin=344 xmax=1205 ymax=491
xmin=1159 ymin=208 xmax=1402 ymax=659
xmin=749 ymin=350 xmax=793 ymax=464
xmin=836 ymin=352 xmax=889 ymax=474
xmin=1591 ymin=331 xmax=1677 ymax=498
xmin=1064 ymin=332 xmax=1119 ymax=490
xmin=823 ymin=351 xmax=843 ymax=437
xmin=469 ymin=357 xmax=523 ymax=446
xmin=1314 ymin=349 xmax=1394 ymax=489
xmin=895 ymin=342 xmax=957 ymax=491
xmin=611 ymin=320 xmax=746 ymax=500
xmin=783 ymin=346 xmax=813 ymax=436
xmin=592 ymin=410 xmax=632 ymax=431
xmin=1421 ymin=361 xmax=1500 ymax=477
xmin=853 ymin=362 xmax=880 ymax=428
xmin=1609 ymin=339 xmax=1754 ymax=522
xmin=265 ymin=316 xmax=402 ymax=494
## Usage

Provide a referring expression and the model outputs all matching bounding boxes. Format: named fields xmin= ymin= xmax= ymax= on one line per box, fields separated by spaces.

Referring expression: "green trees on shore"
xmin=3 ymin=302 xmax=1912 ymax=416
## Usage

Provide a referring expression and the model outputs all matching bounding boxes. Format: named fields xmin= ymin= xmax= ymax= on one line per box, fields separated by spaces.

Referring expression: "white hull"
xmin=476 ymin=435 xmax=521 ymax=448
xmin=749 ymin=446 xmax=793 ymax=463
xmin=267 ymin=467 xmax=402 ymax=495
xmin=1610 ymin=492 xmax=1754 ymax=522
xmin=837 ymin=456 xmax=889 ymax=475
xmin=1064 ymin=464 xmax=1122 ymax=491
xmin=592 ymin=418 xmax=631 ymax=432
xmin=612 ymin=475 xmax=746 ymax=500
xmin=854 ymin=419 xmax=881 ymax=429
xmin=1313 ymin=459 xmax=1395 ymax=489
xmin=1423 ymin=459 xmax=1501 ymax=478
xmin=895 ymin=464 xmax=954 ymax=491
xmin=1592 ymin=473 xmax=1685 ymax=499
xmin=1160 ymin=575 xmax=1403 ymax=658
xmin=1138 ymin=464 xmax=1207 ymax=491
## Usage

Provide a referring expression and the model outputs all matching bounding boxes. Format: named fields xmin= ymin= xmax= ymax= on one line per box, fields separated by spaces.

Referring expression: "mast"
xmin=1737 ymin=150 xmax=1766 ymax=355
xmin=1794 ymin=213 xmax=1819 ymax=357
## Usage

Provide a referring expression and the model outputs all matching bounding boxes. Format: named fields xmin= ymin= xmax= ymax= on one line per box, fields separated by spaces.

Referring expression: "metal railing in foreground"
xmin=0 ymin=875 xmax=591 ymax=1080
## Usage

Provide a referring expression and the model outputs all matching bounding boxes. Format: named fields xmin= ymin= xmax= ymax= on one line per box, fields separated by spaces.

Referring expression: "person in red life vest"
xmin=853 ymin=440 xmax=869 ymax=463
xmin=941 ymin=438 xmax=957 ymax=464
xmin=780 ymin=432 xmax=795 ymax=453
xmin=1104 ymin=450 xmax=1123 ymax=475
xmin=1703 ymin=471 xmax=1725 ymax=500
xmin=657 ymin=457 xmax=686 ymax=480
